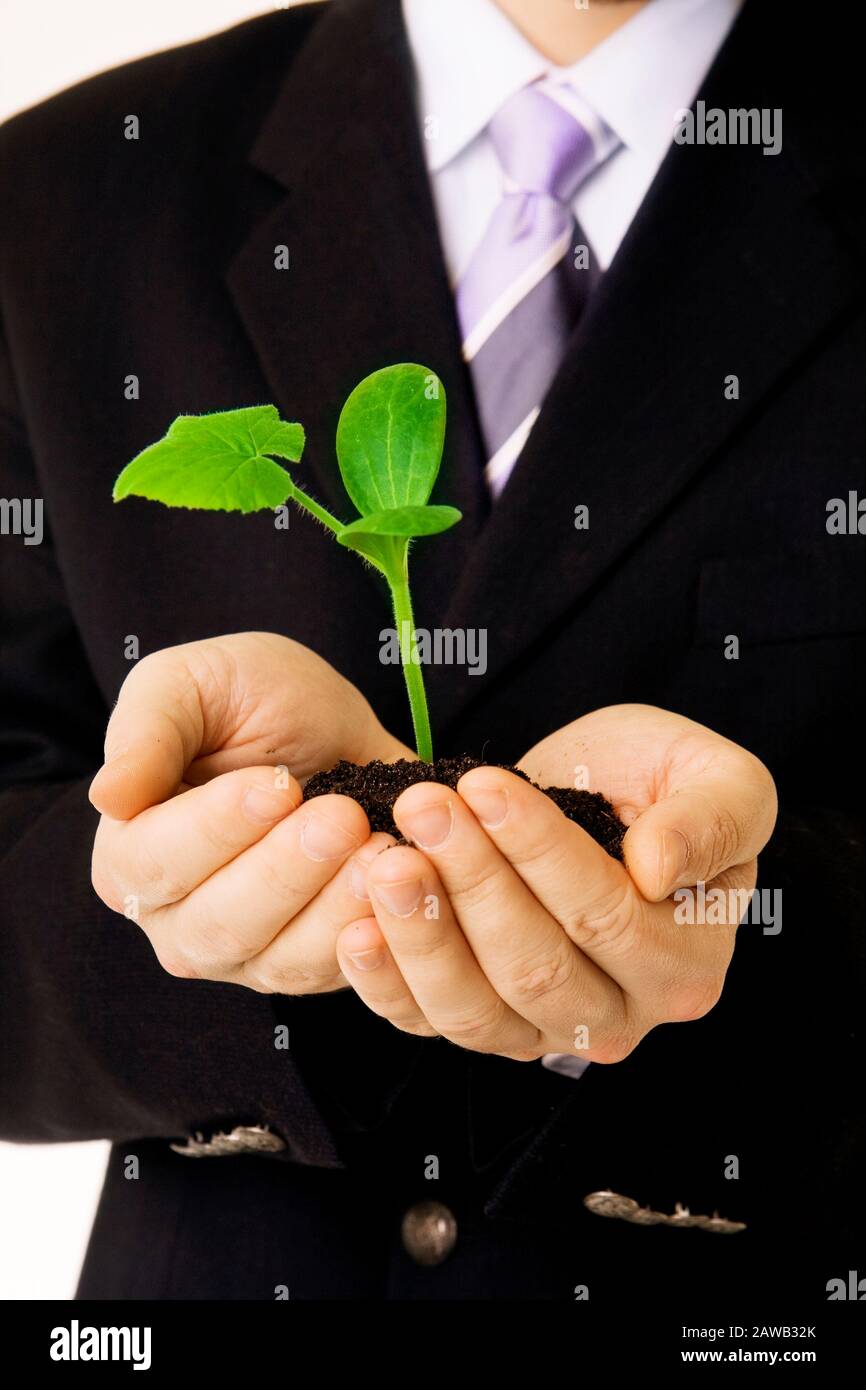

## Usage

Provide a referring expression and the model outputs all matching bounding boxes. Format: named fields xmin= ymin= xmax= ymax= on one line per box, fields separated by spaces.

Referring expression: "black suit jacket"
xmin=0 ymin=0 xmax=864 ymax=1302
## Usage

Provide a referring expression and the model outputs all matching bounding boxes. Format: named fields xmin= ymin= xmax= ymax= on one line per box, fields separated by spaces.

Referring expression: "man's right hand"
xmin=89 ymin=632 xmax=410 ymax=993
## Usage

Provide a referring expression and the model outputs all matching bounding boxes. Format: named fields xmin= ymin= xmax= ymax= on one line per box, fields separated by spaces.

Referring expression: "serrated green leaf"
xmin=335 ymin=364 xmax=446 ymax=517
xmin=113 ymin=406 xmax=305 ymax=513
xmin=337 ymin=505 xmax=462 ymax=541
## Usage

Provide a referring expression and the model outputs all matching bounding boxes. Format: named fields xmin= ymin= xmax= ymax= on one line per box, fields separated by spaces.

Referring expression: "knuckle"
xmin=198 ymin=809 xmax=245 ymax=862
xmin=184 ymin=909 xmax=251 ymax=970
xmin=510 ymin=832 xmax=572 ymax=877
xmin=442 ymin=1001 xmax=508 ymax=1051
xmin=448 ymin=861 xmax=503 ymax=917
xmin=589 ymin=1030 xmax=641 ymax=1065
xmin=136 ymin=845 xmax=188 ymax=907
xmin=508 ymin=951 xmax=576 ymax=1007
xmin=153 ymin=941 xmax=205 ymax=982
xmin=566 ymin=885 xmax=636 ymax=954
xmin=374 ymin=984 xmax=414 ymax=1013
xmin=581 ymin=999 xmax=641 ymax=1064
xmin=350 ymin=979 xmax=421 ymax=1023
xmin=391 ymin=1017 xmax=440 ymax=1038
xmin=158 ymin=877 xmax=190 ymax=907
xmin=90 ymin=860 xmax=123 ymax=913
xmin=384 ymin=923 xmax=452 ymax=962
xmin=255 ymin=849 xmax=308 ymax=913
xmin=664 ymin=974 xmax=726 ymax=1023
xmin=237 ymin=961 xmax=276 ymax=994
xmin=91 ymin=826 xmax=128 ymax=912
xmin=151 ymin=916 xmax=240 ymax=983
xmin=496 ymin=1044 xmax=545 ymax=1063
xmin=248 ymin=959 xmax=339 ymax=996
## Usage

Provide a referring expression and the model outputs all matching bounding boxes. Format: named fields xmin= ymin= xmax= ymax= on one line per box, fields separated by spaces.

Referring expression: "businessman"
xmin=0 ymin=0 xmax=863 ymax=1302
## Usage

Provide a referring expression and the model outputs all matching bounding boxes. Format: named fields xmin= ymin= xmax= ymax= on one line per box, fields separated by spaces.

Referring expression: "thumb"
xmin=623 ymin=762 xmax=777 ymax=902
xmin=89 ymin=657 xmax=205 ymax=819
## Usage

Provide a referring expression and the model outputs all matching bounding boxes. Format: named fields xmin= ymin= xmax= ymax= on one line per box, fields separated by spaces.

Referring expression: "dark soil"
xmin=303 ymin=756 xmax=625 ymax=860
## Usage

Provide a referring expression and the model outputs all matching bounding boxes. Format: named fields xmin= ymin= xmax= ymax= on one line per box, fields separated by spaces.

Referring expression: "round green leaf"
xmin=335 ymin=364 xmax=447 ymax=517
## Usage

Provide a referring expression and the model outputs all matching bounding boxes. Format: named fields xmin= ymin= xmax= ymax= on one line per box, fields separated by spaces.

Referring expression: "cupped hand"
xmin=90 ymin=633 xmax=410 ymax=992
xmin=336 ymin=705 xmax=777 ymax=1058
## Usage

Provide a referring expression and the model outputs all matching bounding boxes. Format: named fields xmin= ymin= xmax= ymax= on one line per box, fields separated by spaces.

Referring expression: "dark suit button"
xmin=401 ymin=1201 xmax=458 ymax=1267
xmin=169 ymin=1125 xmax=286 ymax=1157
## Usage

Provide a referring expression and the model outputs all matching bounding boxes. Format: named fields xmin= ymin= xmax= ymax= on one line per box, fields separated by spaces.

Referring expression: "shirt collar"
xmin=401 ymin=0 xmax=744 ymax=174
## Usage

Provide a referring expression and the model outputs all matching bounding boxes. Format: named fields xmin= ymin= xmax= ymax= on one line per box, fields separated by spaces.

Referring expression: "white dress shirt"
xmin=402 ymin=0 xmax=744 ymax=283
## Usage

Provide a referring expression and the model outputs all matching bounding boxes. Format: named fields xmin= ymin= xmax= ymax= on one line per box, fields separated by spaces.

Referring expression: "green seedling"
xmin=113 ymin=363 xmax=461 ymax=761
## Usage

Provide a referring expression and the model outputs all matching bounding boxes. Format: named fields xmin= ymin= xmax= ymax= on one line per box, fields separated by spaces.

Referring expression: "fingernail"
xmin=401 ymin=802 xmax=453 ymax=851
xmin=300 ymin=811 xmax=360 ymax=861
xmin=660 ymin=829 xmax=690 ymax=893
xmin=374 ymin=878 xmax=423 ymax=918
xmin=462 ymin=785 xmax=509 ymax=829
xmin=243 ymin=785 xmax=291 ymax=824
xmin=346 ymin=947 xmax=385 ymax=972
xmin=350 ymin=857 xmax=370 ymax=901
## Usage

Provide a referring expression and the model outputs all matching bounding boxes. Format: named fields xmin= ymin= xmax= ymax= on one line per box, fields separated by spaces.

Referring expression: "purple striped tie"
xmin=456 ymin=84 xmax=619 ymax=495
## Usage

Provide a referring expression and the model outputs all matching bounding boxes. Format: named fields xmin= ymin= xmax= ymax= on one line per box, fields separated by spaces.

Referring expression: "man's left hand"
xmin=335 ymin=705 xmax=778 ymax=1060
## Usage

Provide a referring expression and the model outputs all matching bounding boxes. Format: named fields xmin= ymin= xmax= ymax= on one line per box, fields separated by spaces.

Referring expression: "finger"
xmin=362 ymin=843 xmax=538 ymax=1055
xmin=623 ymin=755 xmax=778 ymax=902
xmin=90 ymin=649 xmax=211 ymax=819
xmin=454 ymin=767 xmax=673 ymax=1010
xmin=458 ymin=768 xmax=742 ymax=1034
xmin=454 ymin=767 xmax=633 ymax=940
xmin=153 ymin=793 xmax=369 ymax=974
xmin=95 ymin=766 xmax=302 ymax=911
xmin=336 ymin=916 xmax=439 ymax=1037
xmin=245 ymin=831 xmax=396 ymax=994
xmin=390 ymin=787 xmax=619 ymax=1051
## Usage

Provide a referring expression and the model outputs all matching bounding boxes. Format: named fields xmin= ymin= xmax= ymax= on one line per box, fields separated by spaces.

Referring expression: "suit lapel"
xmin=427 ymin=0 xmax=866 ymax=731
xmin=225 ymin=0 xmax=486 ymax=634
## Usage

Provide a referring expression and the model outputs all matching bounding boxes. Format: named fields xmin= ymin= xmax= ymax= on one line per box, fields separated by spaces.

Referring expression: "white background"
xmin=0 ymin=0 xmax=315 ymax=1301
xmin=0 ymin=0 xmax=310 ymax=123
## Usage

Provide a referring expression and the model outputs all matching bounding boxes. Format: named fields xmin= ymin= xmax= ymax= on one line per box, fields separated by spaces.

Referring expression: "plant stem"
xmin=390 ymin=568 xmax=433 ymax=763
xmin=284 ymin=480 xmax=345 ymax=536
xmin=283 ymin=481 xmax=433 ymax=760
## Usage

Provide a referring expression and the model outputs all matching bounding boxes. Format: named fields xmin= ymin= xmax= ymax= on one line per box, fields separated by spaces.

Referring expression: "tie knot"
xmin=488 ymin=83 xmax=614 ymax=204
